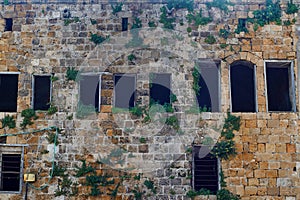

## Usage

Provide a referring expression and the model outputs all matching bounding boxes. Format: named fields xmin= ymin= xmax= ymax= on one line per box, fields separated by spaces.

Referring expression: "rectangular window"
xmin=0 ymin=73 xmax=19 ymax=112
xmin=195 ymin=61 xmax=220 ymax=112
xmin=4 ymin=18 xmax=13 ymax=32
xmin=79 ymin=75 xmax=100 ymax=111
xmin=122 ymin=18 xmax=128 ymax=31
xmin=33 ymin=75 xmax=51 ymax=111
xmin=0 ymin=145 xmax=24 ymax=193
xmin=193 ymin=146 xmax=219 ymax=194
xmin=0 ymin=137 xmax=6 ymax=144
xmin=114 ymin=74 xmax=136 ymax=108
xmin=150 ymin=73 xmax=171 ymax=105
xmin=265 ymin=61 xmax=295 ymax=112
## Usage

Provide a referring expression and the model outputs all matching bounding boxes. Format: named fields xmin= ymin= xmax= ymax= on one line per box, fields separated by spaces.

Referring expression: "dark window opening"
xmin=114 ymin=74 xmax=135 ymax=108
xmin=0 ymin=137 xmax=6 ymax=144
xmin=238 ymin=18 xmax=247 ymax=28
xmin=4 ymin=18 xmax=13 ymax=32
xmin=0 ymin=154 xmax=21 ymax=192
xmin=79 ymin=75 xmax=100 ymax=111
xmin=33 ymin=76 xmax=51 ymax=111
xmin=266 ymin=62 xmax=294 ymax=112
xmin=122 ymin=18 xmax=128 ymax=31
xmin=193 ymin=146 xmax=218 ymax=194
xmin=150 ymin=73 xmax=171 ymax=105
xmin=0 ymin=74 xmax=18 ymax=112
xmin=195 ymin=61 xmax=220 ymax=112
xmin=230 ymin=61 xmax=256 ymax=112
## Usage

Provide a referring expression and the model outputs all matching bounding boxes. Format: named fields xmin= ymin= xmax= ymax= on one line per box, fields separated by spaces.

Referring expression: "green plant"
xmin=221 ymin=112 xmax=241 ymax=140
xmin=131 ymin=17 xmax=142 ymax=29
xmin=66 ymin=67 xmax=78 ymax=81
xmin=252 ymin=0 xmax=281 ymax=27
xmin=219 ymin=28 xmax=230 ymax=39
xmin=286 ymin=2 xmax=299 ymax=14
xmin=90 ymin=33 xmax=108 ymax=45
xmin=20 ymin=108 xmax=38 ymax=129
xmin=1 ymin=115 xmax=16 ymax=129
xmin=51 ymin=76 xmax=59 ymax=82
xmin=192 ymin=66 xmax=201 ymax=95
xmin=127 ymin=54 xmax=136 ymax=61
xmin=75 ymin=160 xmax=95 ymax=177
xmin=170 ymin=94 xmax=177 ymax=103
xmin=139 ymin=137 xmax=146 ymax=143
xmin=90 ymin=18 xmax=97 ymax=25
xmin=187 ymin=27 xmax=192 ymax=33
xmin=170 ymin=189 xmax=176 ymax=195
xmin=111 ymin=2 xmax=123 ymax=15
xmin=48 ymin=105 xmax=58 ymax=115
xmin=134 ymin=173 xmax=142 ymax=180
xmin=186 ymin=10 xmax=213 ymax=26
xmin=64 ymin=17 xmax=81 ymax=26
xmin=144 ymin=179 xmax=156 ymax=194
xmin=159 ymin=6 xmax=176 ymax=30
xmin=167 ymin=0 xmax=194 ymax=11
xmin=220 ymin=43 xmax=228 ymax=49
xmin=206 ymin=0 xmax=233 ymax=12
xmin=148 ymin=21 xmax=157 ymax=28
xmin=165 ymin=116 xmax=180 ymax=130
xmin=129 ymin=106 xmax=143 ymax=117
xmin=90 ymin=185 xmax=101 ymax=196
xmin=54 ymin=176 xmax=73 ymax=196
xmin=204 ymin=35 xmax=216 ymax=44
xmin=284 ymin=20 xmax=292 ymax=26
xmin=169 ymin=175 xmax=175 ymax=179
xmin=52 ymin=163 xmax=66 ymax=177
xmin=187 ymin=188 xmax=211 ymax=198
xmin=3 ymin=0 xmax=9 ymax=5
xmin=46 ymin=132 xmax=59 ymax=145
xmin=235 ymin=19 xmax=249 ymax=34
xmin=211 ymin=140 xmax=236 ymax=160
xmin=253 ymin=23 xmax=259 ymax=31
xmin=185 ymin=147 xmax=192 ymax=153
xmin=163 ymin=103 xmax=174 ymax=113
xmin=76 ymin=103 xmax=96 ymax=118
xmin=220 ymin=169 xmax=227 ymax=188
xmin=66 ymin=114 xmax=73 ymax=120
xmin=216 ymin=189 xmax=240 ymax=200
xmin=133 ymin=188 xmax=143 ymax=200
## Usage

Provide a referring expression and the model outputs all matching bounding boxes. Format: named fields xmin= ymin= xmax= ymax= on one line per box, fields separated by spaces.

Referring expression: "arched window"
xmin=230 ymin=60 xmax=256 ymax=112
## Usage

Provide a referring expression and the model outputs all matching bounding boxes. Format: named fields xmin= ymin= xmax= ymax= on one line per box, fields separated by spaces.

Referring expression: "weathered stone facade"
xmin=0 ymin=0 xmax=300 ymax=199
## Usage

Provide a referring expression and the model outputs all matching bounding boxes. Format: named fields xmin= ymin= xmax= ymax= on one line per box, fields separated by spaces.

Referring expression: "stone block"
xmin=254 ymin=170 xmax=266 ymax=178
xmin=267 ymin=120 xmax=279 ymax=128
xmin=286 ymin=144 xmax=296 ymax=153
xmin=245 ymin=186 xmax=257 ymax=195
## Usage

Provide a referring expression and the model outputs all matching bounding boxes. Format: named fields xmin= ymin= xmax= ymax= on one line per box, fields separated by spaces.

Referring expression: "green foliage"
xmin=235 ymin=20 xmax=249 ymax=34
xmin=170 ymin=189 xmax=176 ymax=195
xmin=134 ymin=173 xmax=142 ymax=180
xmin=66 ymin=67 xmax=78 ymax=81
xmin=220 ymin=43 xmax=228 ymax=49
xmin=187 ymin=188 xmax=211 ymax=198
xmin=64 ymin=17 xmax=80 ymax=26
xmin=90 ymin=18 xmax=97 ymax=25
xmin=165 ymin=116 xmax=180 ymax=130
xmin=221 ymin=112 xmax=241 ymax=139
xmin=131 ymin=17 xmax=142 ymax=29
xmin=54 ymin=176 xmax=73 ymax=197
xmin=133 ymin=188 xmax=143 ymax=200
xmin=144 ymin=179 xmax=156 ymax=194
xmin=159 ymin=6 xmax=176 ymax=30
xmin=286 ymin=2 xmax=299 ymax=14
xmin=148 ymin=21 xmax=157 ymax=28
xmin=139 ymin=137 xmax=146 ymax=143
xmin=75 ymin=160 xmax=95 ymax=177
xmin=85 ymin=174 xmax=114 ymax=187
xmin=220 ymin=169 xmax=227 ymax=188
xmin=46 ymin=132 xmax=59 ymax=145
xmin=170 ymin=94 xmax=178 ymax=103
xmin=90 ymin=33 xmax=108 ymax=45
xmin=252 ymin=0 xmax=281 ymax=27
xmin=52 ymin=163 xmax=66 ymax=177
xmin=216 ymin=189 xmax=240 ymax=200
xmin=204 ymin=35 xmax=216 ymax=44
xmin=3 ymin=0 xmax=9 ymax=5
xmin=187 ymin=27 xmax=192 ymax=33
xmin=76 ymin=103 xmax=96 ymax=119
xmin=21 ymin=109 xmax=38 ymax=129
xmin=50 ymin=76 xmax=59 ymax=82
xmin=219 ymin=29 xmax=230 ymax=39
xmin=48 ymin=105 xmax=58 ymax=115
xmin=90 ymin=185 xmax=101 ymax=196
xmin=1 ymin=115 xmax=16 ymax=129
xmin=211 ymin=140 xmax=236 ymax=160
xmin=127 ymin=54 xmax=136 ymax=61
xmin=163 ymin=103 xmax=174 ymax=113
xmin=284 ymin=20 xmax=292 ymax=26
xmin=186 ymin=10 xmax=213 ymax=26
xmin=192 ymin=66 xmax=201 ymax=95
xmin=66 ymin=114 xmax=73 ymax=120
xmin=253 ymin=23 xmax=259 ymax=31
xmin=167 ymin=0 xmax=194 ymax=11
xmin=185 ymin=147 xmax=192 ymax=153
xmin=129 ymin=106 xmax=143 ymax=117
xmin=206 ymin=0 xmax=233 ymax=12
xmin=111 ymin=2 xmax=123 ymax=15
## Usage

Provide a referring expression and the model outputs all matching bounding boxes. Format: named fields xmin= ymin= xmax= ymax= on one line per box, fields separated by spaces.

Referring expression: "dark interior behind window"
xmin=1 ymin=154 xmax=21 ymax=192
xmin=79 ymin=75 xmax=100 ymax=111
xmin=114 ymin=74 xmax=135 ymax=108
xmin=33 ymin=76 xmax=51 ymax=110
xmin=150 ymin=73 xmax=171 ymax=105
xmin=122 ymin=18 xmax=128 ymax=31
xmin=0 ymin=74 xmax=18 ymax=112
xmin=230 ymin=61 xmax=256 ymax=112
xmin=4 ymin=18 xmax=13 ymax=32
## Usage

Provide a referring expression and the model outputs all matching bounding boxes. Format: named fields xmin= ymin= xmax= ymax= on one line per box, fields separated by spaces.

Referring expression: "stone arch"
xmin=224 ymin=52 xmax=263 ymax=67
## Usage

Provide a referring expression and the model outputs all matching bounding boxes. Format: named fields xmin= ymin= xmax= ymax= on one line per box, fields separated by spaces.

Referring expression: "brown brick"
xmin=245 ymin=186 xmax=257 ymax=195
xmin=260 ymin=161 xmax=268 ymax=169
xmin=245 ymin=120 xmax=257 ymax=128
xmin=257 ymin=144 xmax=265 ymax=152
xmin=254 ymin=170 xmax=266 ymax=178
xmin=248 ymin=178 xmax=258 ymax=186
xmin=267 ymin=120 xmax=279 ymax=128
xmin=266 ymin=144 xmax=275 ymax=153
xmin=257 ymin=186 xmax=267 ymax=195
xmin=101 ymin=105 xmax=112 ymax=113
xmin=286 ymin=144 xmax=296 ymax=153
xmin=265 ymin=170 xmax=278 ymax=178
xmin=267 ymin=187 xmax=279 ymax=196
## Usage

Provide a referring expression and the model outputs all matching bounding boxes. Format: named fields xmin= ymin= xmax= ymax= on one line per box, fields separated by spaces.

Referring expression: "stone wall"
xmin=0 ymin=0 xmax=299 ymax=199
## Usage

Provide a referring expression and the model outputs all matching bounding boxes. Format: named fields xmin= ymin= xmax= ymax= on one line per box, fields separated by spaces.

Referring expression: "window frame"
xmin=0 ymin=72 xmax=20 ymax=113
xmin=195 ymin=59 xmax=221 ymax=112
xmin=264 ymin=60 xmax=296 ymax=112
xmin=113 ymin=73 xmax=136 ymax=109
xmin=0 ymin=144 xmax=26 ymax=194
xmin=229 ymin=61 xmax=258 ymax=112
xmin=78 ymin=73 xmax=102 ymax=112
xmin=192 ymin=145 xmax=220 ymax=193
xmin=32 ymin=74 xmax=53 ymax=111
